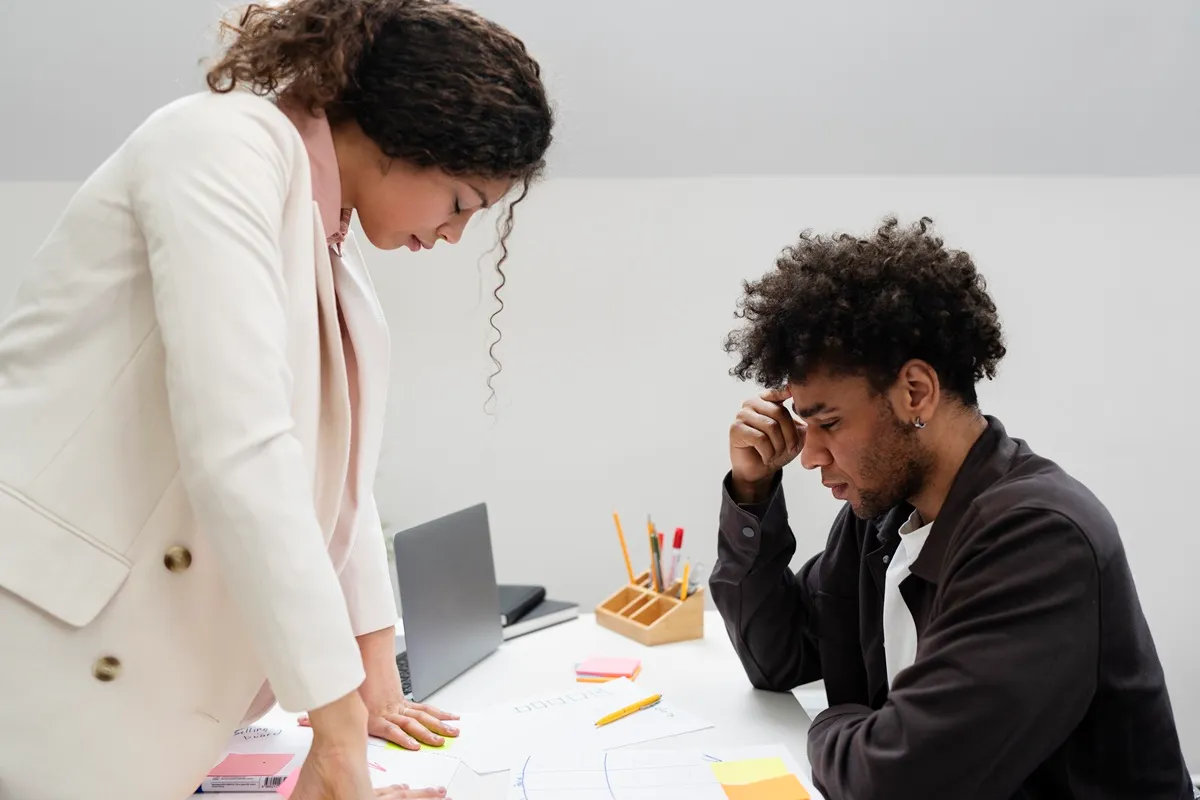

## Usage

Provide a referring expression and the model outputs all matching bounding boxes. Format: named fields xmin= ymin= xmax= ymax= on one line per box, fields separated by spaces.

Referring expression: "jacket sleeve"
xmin=130 ymin=104 xmax=365 ymax=713
xmin=339 ymin=491 xmax=400 ymax=636
xmin=807 ymin=506 xmax=1100 ymax=800
xmin=708 ymin=472 xmax=823 ymax=691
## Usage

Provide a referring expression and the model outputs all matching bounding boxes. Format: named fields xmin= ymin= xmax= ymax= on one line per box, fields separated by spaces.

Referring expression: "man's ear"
xmin=895 ymin=360 xmax=940 ymax=422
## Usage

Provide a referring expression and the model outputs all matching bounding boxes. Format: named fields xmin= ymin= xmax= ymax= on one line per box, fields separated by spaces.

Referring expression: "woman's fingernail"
xmin=446 ymin=726 xmax=459 ymax=734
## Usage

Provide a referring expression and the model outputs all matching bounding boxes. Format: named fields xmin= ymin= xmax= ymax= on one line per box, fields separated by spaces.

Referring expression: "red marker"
xmin=667 ymin=528 xmax=684 ymax=585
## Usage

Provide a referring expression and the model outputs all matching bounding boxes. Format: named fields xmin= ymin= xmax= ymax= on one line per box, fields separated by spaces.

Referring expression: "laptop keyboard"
xmin=396 ymin=651 xmax=413 ymax=699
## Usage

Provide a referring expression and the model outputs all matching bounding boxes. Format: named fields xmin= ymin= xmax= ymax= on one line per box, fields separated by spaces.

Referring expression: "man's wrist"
xmin=731 ymin=473 xmax=775 ymax=505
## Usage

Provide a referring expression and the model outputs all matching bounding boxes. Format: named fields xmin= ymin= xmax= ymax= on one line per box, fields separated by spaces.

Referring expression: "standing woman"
xmin=0 ymin=1 xmax=552 ymax=798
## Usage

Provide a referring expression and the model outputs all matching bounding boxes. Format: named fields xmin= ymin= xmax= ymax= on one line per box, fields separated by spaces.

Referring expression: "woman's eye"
xmin=819 ymin=420 xmax=839 ymax=431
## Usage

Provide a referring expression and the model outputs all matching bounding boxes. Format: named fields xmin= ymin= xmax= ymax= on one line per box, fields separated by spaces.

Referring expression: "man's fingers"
xmin=738 ymin=407 xmax=786 ymax=455
xmin=742 ymin=397 xmax=803 ymax=453
xmin=756 ymin=395 xmax=804 ymax=447
xmin=732 ymin=423 xmax=777 ymax=467
xmin=760 ymin=386 xmax=791 ymax=403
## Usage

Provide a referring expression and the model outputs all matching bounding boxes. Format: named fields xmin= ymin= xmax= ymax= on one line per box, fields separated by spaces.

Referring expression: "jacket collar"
xmin=908 ymin=415 xmax=1018 ymax=583
xmin=277 ymin=101 xmax=351 ymax=249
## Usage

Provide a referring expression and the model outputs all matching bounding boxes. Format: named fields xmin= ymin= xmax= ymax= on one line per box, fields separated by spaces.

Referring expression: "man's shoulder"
xmin=974 ymin=440 xmax=1122 ymax=562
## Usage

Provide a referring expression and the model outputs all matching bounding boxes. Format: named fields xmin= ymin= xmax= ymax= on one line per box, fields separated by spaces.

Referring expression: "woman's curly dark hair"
xmin=206 ymin=0 xmax=554 ymax=408
xmin=725 ymin=217 xmax=1007 ymax=407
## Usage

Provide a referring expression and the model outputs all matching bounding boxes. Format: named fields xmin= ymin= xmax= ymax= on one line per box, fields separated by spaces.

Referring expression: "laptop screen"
xmin=390 ymin=503 xmax=503 ymax=702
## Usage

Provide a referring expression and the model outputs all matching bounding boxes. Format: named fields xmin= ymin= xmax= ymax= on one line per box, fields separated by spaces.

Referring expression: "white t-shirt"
xmin=882 ymin=509 xmax=933 ymax=689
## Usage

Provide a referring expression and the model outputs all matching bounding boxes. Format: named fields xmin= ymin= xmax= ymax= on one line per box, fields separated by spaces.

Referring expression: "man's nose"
xmin=799 ymin=433 xmax=831 ymax=470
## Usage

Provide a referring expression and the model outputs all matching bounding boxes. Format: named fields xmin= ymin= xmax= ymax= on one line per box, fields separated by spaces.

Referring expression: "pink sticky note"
xmin=209 ymin=753 xmax=294 ymax=778
xmin=576 ymin=657 xmax=641 ymax=677
xmin=276 ymin=769 xmax=300 ymax=798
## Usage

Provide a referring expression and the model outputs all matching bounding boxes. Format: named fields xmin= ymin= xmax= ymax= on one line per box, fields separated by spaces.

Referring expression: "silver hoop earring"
xmin=913 ymin=417 xmax=926 ymax=429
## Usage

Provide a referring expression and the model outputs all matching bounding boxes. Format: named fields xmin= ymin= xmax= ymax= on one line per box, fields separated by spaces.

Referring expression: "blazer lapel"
xmin=310 ymin=206 xmax=351 ymax=543
xmin=330 ymin=231 xmax=390 ymax=521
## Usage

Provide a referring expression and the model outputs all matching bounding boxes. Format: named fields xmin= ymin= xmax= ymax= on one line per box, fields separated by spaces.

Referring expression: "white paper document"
xmin=505 ymin=744 xmax=819 ymax=800
xmin=449 ymin=678 xmax=713 ymax=774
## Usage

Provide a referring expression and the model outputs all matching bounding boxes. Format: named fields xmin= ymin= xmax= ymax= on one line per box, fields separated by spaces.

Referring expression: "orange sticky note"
xmin=721 ymin=772 xmax=810 ymax=800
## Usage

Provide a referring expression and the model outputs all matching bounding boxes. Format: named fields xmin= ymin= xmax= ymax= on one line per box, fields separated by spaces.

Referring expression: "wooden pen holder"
xmin=595 ymin=570 xmax=704 ymax=646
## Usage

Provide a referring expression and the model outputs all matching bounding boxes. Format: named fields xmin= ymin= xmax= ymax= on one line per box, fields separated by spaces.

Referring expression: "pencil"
xmin=594 ymin=693 xmax=662 ymax=727
xmin=680 ymin=561 xmax=691 ymax=600
xmin=647 ymin=516 xmax=660 ymax=592
xmin=650 ymin=530 xmax=666 ymax=593
xmin=612 ymin=511 xmax=635 ymax=584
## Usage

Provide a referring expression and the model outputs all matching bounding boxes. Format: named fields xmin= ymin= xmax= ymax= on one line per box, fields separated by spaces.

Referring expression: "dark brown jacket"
xmin=711 ymin=417 xmax=1192 ymax=799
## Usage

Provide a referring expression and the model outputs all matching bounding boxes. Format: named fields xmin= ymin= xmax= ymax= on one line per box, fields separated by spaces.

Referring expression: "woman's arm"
xmin=354 ymin=624 xmax=459 ymax=750
xmin=339 ymin=492 xmax=401 ymax=637
xmin=131 ymin=96 xmax=364 ymax=713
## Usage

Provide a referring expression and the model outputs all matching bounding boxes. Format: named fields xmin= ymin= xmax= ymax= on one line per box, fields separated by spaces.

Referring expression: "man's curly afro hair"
xmin=725 ymin=216 xmax=1007 ymax=408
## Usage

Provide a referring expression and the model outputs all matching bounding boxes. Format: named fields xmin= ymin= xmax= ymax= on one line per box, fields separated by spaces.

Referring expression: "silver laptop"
xmin=391 ymin=503 xmax=503 ymax=702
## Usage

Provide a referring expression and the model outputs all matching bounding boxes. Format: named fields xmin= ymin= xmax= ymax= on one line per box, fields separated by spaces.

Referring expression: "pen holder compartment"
xmin=595 ymin=570 xmax=704 ymax=646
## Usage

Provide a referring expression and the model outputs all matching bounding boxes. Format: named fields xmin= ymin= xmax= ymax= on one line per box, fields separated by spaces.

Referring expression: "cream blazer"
xmin=0 ymin=91 xmax=397 ymax=800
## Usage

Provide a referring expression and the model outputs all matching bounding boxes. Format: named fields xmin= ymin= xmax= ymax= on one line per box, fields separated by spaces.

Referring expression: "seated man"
xmin=712 ymin=217 xmax=1192 ymax=799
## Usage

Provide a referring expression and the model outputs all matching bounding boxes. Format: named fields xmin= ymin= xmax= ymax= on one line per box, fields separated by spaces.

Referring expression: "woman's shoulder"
xmin=124 ymin=90 xmax=305 ymax=168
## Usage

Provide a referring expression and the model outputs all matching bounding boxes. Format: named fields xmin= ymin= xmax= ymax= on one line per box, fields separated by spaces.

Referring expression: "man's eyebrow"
xmin=796 ymin=402 xmax=834 ymax=419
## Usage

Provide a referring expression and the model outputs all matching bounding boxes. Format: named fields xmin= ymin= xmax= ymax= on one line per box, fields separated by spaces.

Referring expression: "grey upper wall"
xmin=2 ymin=0 xmax=1198 ymax=180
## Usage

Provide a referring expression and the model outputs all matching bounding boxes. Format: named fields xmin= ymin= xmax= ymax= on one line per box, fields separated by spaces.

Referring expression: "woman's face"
xmin=356 ymin=161 xmax=513 ymax=252
xmin=334 ymin=121 xmax=513 ymax=252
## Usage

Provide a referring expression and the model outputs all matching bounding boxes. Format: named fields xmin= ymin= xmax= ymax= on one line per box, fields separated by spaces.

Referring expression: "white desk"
xmin=206 ymin=611 xmax=819 ymax=799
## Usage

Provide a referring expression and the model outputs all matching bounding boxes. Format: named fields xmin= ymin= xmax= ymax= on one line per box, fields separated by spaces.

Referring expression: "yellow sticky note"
xmin=710 ymin=757 xmax=791 ymax=785
xmin=384 ymin=736 xmax=456 ymax=753
xmin=721 ymin=773 xmax=810 ymax=800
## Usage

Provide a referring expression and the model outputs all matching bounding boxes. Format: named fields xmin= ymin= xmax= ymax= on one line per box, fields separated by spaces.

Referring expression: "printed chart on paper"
xmin=506 ymin=745 xmax=819 ymax=800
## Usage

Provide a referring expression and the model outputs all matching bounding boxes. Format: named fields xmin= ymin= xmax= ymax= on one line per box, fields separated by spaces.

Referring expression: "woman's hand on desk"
xmin=294 ymin=691 xmax=453 ymax=799
xmin=350 ymin=625 xmax=461 ymax=751
xmin=364 ymin=696 xmax=460 ymax=750
xmin=299 ymin=697 xmax=459 ymax=750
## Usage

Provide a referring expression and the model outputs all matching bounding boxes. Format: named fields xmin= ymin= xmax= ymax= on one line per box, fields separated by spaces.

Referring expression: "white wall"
xmin=3 ymin=177 xmax=1198 ymax=767
xmin=4 ymin=0 xmax=1199 ymax=178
